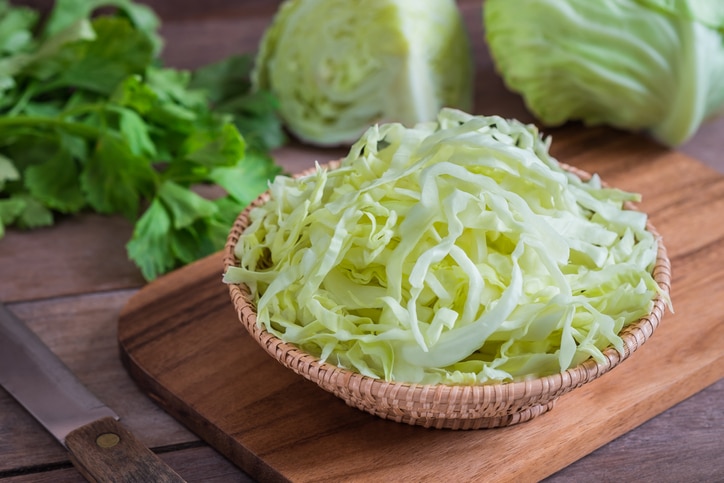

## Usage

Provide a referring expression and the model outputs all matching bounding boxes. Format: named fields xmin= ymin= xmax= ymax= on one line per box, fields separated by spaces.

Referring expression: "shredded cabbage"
xmin=224 ymin=109 xmax=662 ymax=385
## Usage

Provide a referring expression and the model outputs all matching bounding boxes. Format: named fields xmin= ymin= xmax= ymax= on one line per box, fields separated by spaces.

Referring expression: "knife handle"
xmin=64 ymin=417 xmax=186 ymax=483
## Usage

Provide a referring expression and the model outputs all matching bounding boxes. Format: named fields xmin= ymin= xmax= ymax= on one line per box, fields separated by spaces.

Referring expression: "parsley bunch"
xmin=0 ymin=0 xmax=285 ymax=280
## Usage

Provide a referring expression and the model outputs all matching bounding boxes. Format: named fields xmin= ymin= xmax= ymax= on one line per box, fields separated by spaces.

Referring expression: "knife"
xmin=0 ymin=302 xmax=185 ymax=482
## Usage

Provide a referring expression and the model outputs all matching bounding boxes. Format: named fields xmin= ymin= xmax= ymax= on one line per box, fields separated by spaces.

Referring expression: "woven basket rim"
xmin=222 ymin=161 xmax=671 ymax=406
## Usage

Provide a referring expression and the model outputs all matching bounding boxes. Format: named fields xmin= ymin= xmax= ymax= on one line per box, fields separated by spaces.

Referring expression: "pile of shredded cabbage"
xmin=224 ymin=108 xmax=662 ymax=385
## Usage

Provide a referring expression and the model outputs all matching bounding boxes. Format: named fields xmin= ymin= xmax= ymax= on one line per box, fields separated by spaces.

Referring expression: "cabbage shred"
xmin=224 ymin=109 xmax=661 ymax=385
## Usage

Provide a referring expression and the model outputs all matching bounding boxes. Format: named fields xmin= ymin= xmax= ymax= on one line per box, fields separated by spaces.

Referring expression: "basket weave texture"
xmin=223 ymin=163 xmax=671 ymax=430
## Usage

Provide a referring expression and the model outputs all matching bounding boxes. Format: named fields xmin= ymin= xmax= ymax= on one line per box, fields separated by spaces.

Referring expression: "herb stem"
xmin=0 ymin=115 xmax=105 ymax=139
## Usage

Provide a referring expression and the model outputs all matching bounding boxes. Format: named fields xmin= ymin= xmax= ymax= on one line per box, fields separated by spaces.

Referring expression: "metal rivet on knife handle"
xmin=96 ymin=432 xmax=121 ymax=448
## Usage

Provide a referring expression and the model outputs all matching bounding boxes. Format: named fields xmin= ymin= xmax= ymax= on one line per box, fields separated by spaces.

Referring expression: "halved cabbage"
xmin=224 ymin=109 xmax=663 ymax=384
xmin=253 ymin=0 xmax=473 ymax=146
xmin=484 ymin=0 xmax=724 ymax=146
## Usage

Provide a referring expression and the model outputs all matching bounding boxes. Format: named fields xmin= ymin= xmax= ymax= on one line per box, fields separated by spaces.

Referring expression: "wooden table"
xmin=1 ymin=1 xmax=722 ymax=481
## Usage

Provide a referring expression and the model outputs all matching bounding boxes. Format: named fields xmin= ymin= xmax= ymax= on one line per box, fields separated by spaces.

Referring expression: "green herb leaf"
xmin=9 ymin=18 xmax=96 ymax=82
xmin=0 ymin=0 xmax=285 ymax=280
xmin=158 ymin=180 xmax=218 ymax=229
xmin=14 ymin=194 xmax=53 ymax=229
xmin=0 ymin=1 xmax=38 ymax=56
xmin=126 ymin=197 xmax=173 ymax=280
xmin=43 ymin=0 xmax=163 ymax=54
xmin=208 ymin=150 xmax=281 ymax=206
xmin=81 ymin=134 xmax=155 ymax=219
xmin=31 ymin=16 xmax=154 ymax=95
xmin=0 ymin=196 xmax=24 ymax=237
xmin=182 ymin=121 xmax=246 ymax=168
xmin=23 ymin=143 xmax=85 ymax=213
xmin=116 ymin=106 xmax=157 ymax=157
xmin=191 ymin=55 xmax=286 ymax=153
xmin=0 ymin=153 xmax=20 ymax=190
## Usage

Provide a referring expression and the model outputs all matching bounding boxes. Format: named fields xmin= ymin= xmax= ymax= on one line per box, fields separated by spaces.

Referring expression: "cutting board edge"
xmin=117 ymin=343 xmax=290 ymax=483
xmin=119 ymin=251 xmax=227 ymax=319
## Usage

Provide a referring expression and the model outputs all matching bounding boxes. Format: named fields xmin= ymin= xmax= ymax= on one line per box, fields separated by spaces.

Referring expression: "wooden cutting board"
xmin=118 ymin=126 xmax=724 ymax=482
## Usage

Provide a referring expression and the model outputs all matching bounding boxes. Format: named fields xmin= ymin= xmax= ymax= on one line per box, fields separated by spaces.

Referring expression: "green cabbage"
xmin=224 ymin=108 xmax=663 ymax=385
xmin=484 ymin=0 xmax=724 ymax=146
xmin=253 ymin=0 xmax=473 ymax=146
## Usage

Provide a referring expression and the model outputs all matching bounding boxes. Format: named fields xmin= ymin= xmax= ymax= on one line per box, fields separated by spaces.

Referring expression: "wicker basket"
xmin=223 ymin=163 xmax=671 ymax=430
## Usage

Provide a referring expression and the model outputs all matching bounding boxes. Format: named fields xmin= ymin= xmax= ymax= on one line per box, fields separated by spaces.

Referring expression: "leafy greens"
xmin=253 ymin=0 xmax=473 ymax=146
xmin=224 ymin=108 xmax=664 ymax=385
xmin=0 ymin=0 xmax=285 ymax=280
xmin=484 ymin=0 xmax=724 ymax=147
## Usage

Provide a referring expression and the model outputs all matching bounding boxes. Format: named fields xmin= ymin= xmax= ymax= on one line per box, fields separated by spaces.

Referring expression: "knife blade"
xmin=0 ymin=301 xmax=185 ymax=482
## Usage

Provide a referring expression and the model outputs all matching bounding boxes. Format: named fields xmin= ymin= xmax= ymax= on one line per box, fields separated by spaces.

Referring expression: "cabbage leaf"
xmin=484 ymin=0 xmax=724 ymax=146
xmin=253 ymin=0 xmax=473 ymax=146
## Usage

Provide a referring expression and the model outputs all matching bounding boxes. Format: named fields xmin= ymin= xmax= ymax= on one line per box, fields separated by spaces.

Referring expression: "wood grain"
xmin=118 ymin=128 xmax=724 ymax=482
xmin=0 ymin=214 xmax=143 ymax=303
xmin=545 ymin=380 xmax=724 ymax=482
xmin=1 ymin=446 xmax=250 ymax=483
xmin=12 ymin=0 xmax=285 ymax=21
xmin=65 ymin=417 xmax=185 ymax=482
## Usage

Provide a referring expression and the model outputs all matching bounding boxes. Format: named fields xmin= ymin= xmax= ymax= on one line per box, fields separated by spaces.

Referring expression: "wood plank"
xmin=0 ymin=214 xmax=143 ymax=303
xmin=118 ymin=131 xmax=724 ymax=482
xmin=544 ymin=378 xmax=724 ymax=482
xmin=12 ymin=0 xmax=285 ymax=21
xmin=1 ymin=446 xmax=250 ymax=483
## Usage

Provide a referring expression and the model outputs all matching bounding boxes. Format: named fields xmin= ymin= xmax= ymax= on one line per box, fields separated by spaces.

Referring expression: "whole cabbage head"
xmin=484 ymin=0 xmax=724 ymax=146
xmin=253 ymin=0 xmax=473 ymax=146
